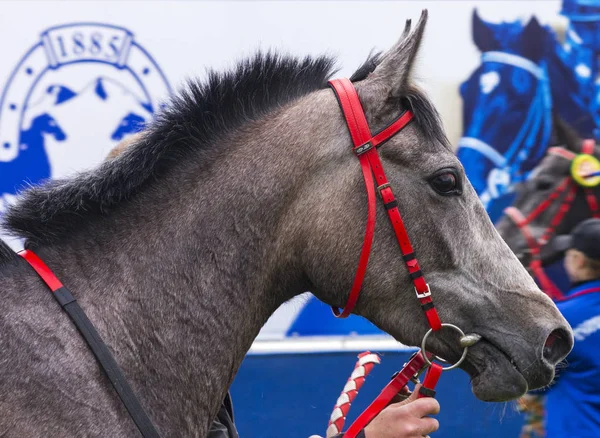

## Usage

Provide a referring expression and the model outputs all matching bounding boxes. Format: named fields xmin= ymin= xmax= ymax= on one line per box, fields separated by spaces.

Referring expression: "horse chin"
xmin=459 ymin=339 xmax=529 ymax=402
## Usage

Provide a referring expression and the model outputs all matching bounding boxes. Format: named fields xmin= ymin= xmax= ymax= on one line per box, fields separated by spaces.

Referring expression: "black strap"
xmin=419 ymin=386 xmax=436 ymax=398
xmin=54 ymin=289 xmax=161 ymax=438
xmin=384 ymin=200 xmax=399 ymax=210
xmin=421 ymin=302 xmax=435 ymax=311
xmin=402 ymin=252 xmax=416 ymax=262
xmin=409 ymin=270 xmax=423 ymax=280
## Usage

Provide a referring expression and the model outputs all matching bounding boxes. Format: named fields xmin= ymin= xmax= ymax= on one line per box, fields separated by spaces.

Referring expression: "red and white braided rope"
xmin=326 ymin=351 xmax=381 ymax=438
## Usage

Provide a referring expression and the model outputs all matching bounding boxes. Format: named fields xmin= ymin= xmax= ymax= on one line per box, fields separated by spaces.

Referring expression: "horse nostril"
xmin=543 ymin=328 xmax=573 ymax=365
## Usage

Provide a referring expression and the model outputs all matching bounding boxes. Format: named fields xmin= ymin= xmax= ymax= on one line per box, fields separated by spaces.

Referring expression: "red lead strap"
xmin=328 ymin=78 xmax=441 ymax=331
xmin=342 ymin=352 xmax=440 ymax=438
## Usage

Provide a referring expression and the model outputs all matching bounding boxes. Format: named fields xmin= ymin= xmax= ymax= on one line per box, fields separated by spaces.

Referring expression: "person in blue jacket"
xmin=544 ymin=218 xmax=600 ymax=437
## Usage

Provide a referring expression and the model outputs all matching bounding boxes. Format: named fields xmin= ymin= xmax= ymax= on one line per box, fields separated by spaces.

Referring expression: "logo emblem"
xmin=0 ymin=23 xmax=171 ymax=214
xmin=571 ymin=153 xmax=600 ymax=187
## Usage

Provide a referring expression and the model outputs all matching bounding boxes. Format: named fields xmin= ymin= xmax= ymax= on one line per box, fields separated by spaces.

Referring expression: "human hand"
xmin=309 ymin=384 xmax=440 ymax=438
xmin=365 ymin=385 xmax=440 ymax=438
xmin=364 ymin=385 xmax=440 ymax=438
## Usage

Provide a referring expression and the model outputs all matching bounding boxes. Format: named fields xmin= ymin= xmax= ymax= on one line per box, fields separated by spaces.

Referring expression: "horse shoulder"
xmin=0 ymin=269 xmax=135 ymax=437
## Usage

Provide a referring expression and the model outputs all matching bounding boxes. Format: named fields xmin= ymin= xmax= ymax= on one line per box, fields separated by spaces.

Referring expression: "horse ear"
xmin=363 ymin=10 xmax=427 ymax=98
xmin=553 ymin=115 xmax=581 ymax=152
xmin=472 ymin=9 xmax=499 ymax=53
xmin=520 ymin=16 xmax=546 ymax=62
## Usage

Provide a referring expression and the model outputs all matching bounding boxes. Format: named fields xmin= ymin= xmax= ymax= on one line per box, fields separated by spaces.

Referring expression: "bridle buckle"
xmin=376 ymin=183 xmax=390 ymax=198
xmin=353 ymin=141 xmax=373 ymax=156
xmin=415 ymin=283 xmax=431 ymax=299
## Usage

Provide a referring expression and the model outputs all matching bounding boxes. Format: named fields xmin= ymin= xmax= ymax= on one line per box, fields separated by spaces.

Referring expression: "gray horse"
xmin=0 ymin=12 xmax=572 ymax=437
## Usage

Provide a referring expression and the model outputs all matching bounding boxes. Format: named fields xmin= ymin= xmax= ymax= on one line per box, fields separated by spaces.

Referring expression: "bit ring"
xmin=420 ymin=323 xmax=469 ymax=371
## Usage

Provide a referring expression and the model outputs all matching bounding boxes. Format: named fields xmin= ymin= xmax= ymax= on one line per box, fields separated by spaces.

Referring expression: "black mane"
xmin=3 ymin=52 xmax=337 ymax=244
xmin=3 ymin=50 xmax=447 ymax=245
xmin=0 ymin=238 xmax=16 ymax=264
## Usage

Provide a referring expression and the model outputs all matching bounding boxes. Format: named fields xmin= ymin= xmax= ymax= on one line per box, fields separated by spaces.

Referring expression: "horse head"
xmin=29 ymin=113 xmax=67 ymax=142
xmin=111 ymin=108 xmax=150 ymax=141
xmin=457 ymin=11 xmax=554 ymax=215
xmin=497 ymin=118 xmax=600 ymax=269
xmin=3 ymin=11 xmax=573 ymax=409
xmin=292 ymin=12 xmax=572 ymax=402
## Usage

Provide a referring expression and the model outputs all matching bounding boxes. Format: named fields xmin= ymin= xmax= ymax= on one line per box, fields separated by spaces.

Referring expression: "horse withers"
xmin=0 ymin=11 xmax=572 ymax=437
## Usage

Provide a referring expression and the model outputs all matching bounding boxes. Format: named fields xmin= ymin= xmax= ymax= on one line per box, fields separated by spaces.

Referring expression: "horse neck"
xmin=12 ymin=109 xmax=317 ymax=433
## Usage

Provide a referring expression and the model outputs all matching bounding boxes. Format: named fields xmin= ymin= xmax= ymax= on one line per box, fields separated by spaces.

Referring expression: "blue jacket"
xmin=545 ymin=279 xmax=600 ymax=437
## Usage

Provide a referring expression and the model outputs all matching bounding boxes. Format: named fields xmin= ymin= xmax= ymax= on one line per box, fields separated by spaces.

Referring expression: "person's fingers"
xmin=395 ymin=384 xmax=421 ymax=406
xmin=418 ymin=417 xmax=440 ymax=435
xmin=388 ymin=385 xmax=412 ymax=405
xmin=397 ymin=397 xmax=441 ymax=417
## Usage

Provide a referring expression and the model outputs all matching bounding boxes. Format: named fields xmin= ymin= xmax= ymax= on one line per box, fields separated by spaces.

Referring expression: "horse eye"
xmin=430 ymin=170 xmax=461 ymax=196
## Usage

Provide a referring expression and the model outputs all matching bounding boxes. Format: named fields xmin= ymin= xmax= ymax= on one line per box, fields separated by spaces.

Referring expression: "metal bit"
xmin=460 ymin=333 xmax=482 ymax=348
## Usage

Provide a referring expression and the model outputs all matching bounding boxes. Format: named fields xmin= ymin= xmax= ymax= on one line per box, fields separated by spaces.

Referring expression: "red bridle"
xmin=327 ymin=78 xmax=468 ymax=438
xmin=504 ymin=140 xmax=600 ymax=300
xmin=328 ymin=78 xmax=441 ymax=332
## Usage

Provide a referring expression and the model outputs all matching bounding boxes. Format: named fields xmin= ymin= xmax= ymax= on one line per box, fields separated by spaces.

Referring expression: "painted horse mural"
xmin=457 ymin=8 xmax=597 ymax=224
xmin=0 ymin=113 xmax=66 ymax=201
xmin=0 ymin=12 xmax=572 ymax=436
xmin=457 ymin=12 xmax=554 ymax=222
xmin=456 ymin=5 xmax=600 ymax=301
xmin=560 ymin=0 xmax=600 ymax=139
xmin=0 ymin=78 xmax=152 ymax=215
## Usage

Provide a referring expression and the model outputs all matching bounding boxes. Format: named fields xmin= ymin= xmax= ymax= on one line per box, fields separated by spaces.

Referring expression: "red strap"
xmin=18 ymin=249 xmax=64 ymax=292
xmin=556 ymin=286 xmax=600 ymax=301
xmin=328 ymin=79 xmax=375 ymax=318
xmin=585 ymin=188 xmax=600 ymax=218
xmin=541 ymin=184 xmax=577 ymax=243
xmin=418 ymin=363 xmax=443 ymax=399
xmin=513 ymin=178 xmax=571 ymax=227
xmin=365 ymin=149 xmax=440 ymax=330
xmin=530 ymin=260 xmax=564 ymax=301
xmin=328 ymin=78 xmax=441 ymax=330
xmin=343 ymin=352 xmax=428 ymax=438
xmin=548 ymin=147 xmax=577 ymax=161
xmin=371 ymin=111 xmax=414 ymax=147
xmin=503 ymin=179 xmax=579 ymax=300
xmin=504 ymin=206 xmax=543 ymax=257
xmin=332 ymin=151 xmax=377 ymax=318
